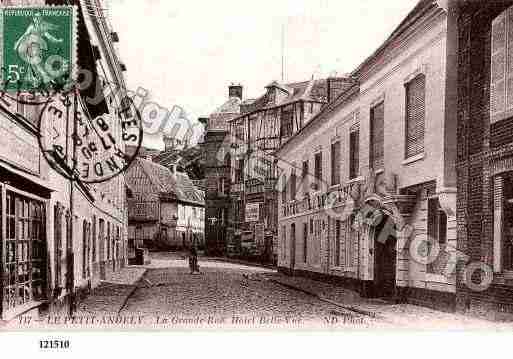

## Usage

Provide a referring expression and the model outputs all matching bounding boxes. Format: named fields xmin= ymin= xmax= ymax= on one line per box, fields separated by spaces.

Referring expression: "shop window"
xmin=405 ymin=75 xmax=426 ymax=158
xmin=427 ymin=197 xmax=448 ymax=274
xmin=2 ymin=191 xmax=47 ymax=314
xmin=502 ymin=175 xmax=513 ymax=271
xmin=370 ymin=102 xmax=384 ymax=170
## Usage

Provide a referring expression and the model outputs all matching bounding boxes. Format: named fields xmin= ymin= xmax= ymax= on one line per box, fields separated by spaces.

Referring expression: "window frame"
xmin=331 ymin=141 xmax=341 ymax=186
xmin=404 ymin=74 xmax=427 ymax=159
xmin=369 ymin=101 xmax=385 ymax=171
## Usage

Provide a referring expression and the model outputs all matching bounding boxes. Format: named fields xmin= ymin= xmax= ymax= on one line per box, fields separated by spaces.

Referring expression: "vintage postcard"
xmin=1 ymin=0 xmax=513 ymax=349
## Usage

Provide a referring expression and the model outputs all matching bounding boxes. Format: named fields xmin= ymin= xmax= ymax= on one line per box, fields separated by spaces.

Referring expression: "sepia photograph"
xmin=0 ymin=0 xmax=512 ymax=354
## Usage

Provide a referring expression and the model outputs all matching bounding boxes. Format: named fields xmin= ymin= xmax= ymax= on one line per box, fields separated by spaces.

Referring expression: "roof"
xmin=175 ymin=172 xmax=205 ymax=206
xmin=231 ymin=77 xmax=352 ymax=120
xmin=276 ymin=82 xmax=360 ymax=156
xmin=126 ymin=158 xmax=204 ymax=206
xmin=351 ymin=0 xmax=439 ymax=79
xmin=211 ymin=97 xmax=242 ymax=115
xmin=137 ymin=158 xmax=177 ymax=194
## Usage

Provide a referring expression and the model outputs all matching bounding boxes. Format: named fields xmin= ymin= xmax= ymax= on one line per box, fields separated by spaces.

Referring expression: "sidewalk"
xmin=76 ymin=266 xmax=147 ymax=315
xmin=265 ymin=272 xmax=513 ymax=330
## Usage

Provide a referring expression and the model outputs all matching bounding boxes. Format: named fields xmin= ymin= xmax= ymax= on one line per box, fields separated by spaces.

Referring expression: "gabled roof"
xmin=137 ymin=158 xmax=177 ymax=194
xmin=232 ymin=77 xmax=339 ymax=121
xmin=175 ymin=172 xmax=205 ymax=206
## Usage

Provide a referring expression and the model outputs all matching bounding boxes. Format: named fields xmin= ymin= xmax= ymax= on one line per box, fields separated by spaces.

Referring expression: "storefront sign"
xmin=245 ymin=202 xmax=261 ymax=222
xmin=0 ymin=117 xmax=40 ymax=175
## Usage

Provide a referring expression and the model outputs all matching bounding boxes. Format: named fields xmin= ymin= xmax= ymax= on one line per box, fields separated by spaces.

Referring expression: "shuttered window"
xmin=314 ymin=152 xmax=322 ymax=185
xmin=405 ymin=75 xmax=426 ymax=158
xmin=331 ymin=141 xmax=341 ymax=185
xmin=290 ymin=169 xmax=297 ymax=200
xmin=490 ymin=7 xmax=513 ymax=123
xmin=302 ymin=160 xmax=309 ymax=193
xmin=350 ymin=127 xmax=360 ymax=179
xmin=281 ymin=176 xmax=287 ymax=203
xmin=370 ymin=102 xmax=384 ymax=170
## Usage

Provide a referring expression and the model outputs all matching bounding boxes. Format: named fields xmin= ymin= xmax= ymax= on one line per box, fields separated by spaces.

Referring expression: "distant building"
xmin=227 ymin=77 xmax=353 ymax=262
xmin=203 ymin=85 xmax=243 ymax=256
xmin=126 ymin=158 xmax=204 ymax=253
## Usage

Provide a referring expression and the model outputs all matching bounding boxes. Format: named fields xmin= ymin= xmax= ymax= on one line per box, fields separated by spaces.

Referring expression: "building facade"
xmin=277 ymin=0 xmax=459 ymax=311
xmin=203 ymin=85 xmax=242 ymax=256
xmin=0 ymin=0 xmax=130 ymax=321
xmin=228 ymin=78 xmax=353 ymax=263
xmin=126 ymin=158 xmax=204 ymax=253
xmin=455 ymin=0 xmax=513 ymax=320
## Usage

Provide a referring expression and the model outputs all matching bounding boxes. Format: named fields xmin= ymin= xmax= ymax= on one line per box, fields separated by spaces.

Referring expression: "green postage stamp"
xmin=0 ymin=6 xmax=76 ymax=92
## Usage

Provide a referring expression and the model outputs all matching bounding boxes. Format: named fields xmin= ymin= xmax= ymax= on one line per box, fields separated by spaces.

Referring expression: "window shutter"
xmin=491 ymin=10 xmax=507 ymax=122
xmin=350 ymin=128 xmax=360 ymax=179
xmin=331 ymin=142 xmax=341 ymax=185
xmin=370 ymin=103 xmax=384 ymax=170
xmin=405 ymin=75 xmax=426 ymax=158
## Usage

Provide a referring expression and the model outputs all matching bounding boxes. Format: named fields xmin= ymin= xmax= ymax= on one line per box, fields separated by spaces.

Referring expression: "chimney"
xmin=229 ymin=83 xmax=243 ymax=100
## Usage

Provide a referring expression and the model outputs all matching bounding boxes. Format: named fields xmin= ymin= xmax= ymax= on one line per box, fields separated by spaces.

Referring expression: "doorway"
xmin=373 ymin=214 xmax=397 ymax=298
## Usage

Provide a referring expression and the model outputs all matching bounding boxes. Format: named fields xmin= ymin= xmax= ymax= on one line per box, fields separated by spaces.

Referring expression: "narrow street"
xmin=120 ymin=253 xmax=373 ymax=329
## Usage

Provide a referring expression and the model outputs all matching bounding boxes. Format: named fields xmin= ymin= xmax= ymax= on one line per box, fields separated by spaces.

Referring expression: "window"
xmin=345 ymin=215 xmax=357 ymax=268
xmin=331 ymin=141 xmax=341 ymax=185
xmin=302 ymin=160 xmax=309 ymax=193
xmin=235 ymin=159 xmax=245 ymax=183
xmin=498 ymin=174 xmax=513 ymax=271
xmin=427 ymin=197 xmax=448 ymax=274
xmin=370 ymin=102 xmax=384 ymax=170
xmin=350 ymin=127 xmax=360 ymax=179
xmin=281 ymin=106 xmax=293 ymax=138
xmin=281 ymin=225 xmax=287 ymax=260
xmin=3 ymin=191 xmax=47 ymax=314
xmin=82 ymin=221 xmax=89 ymax=279
xmin=335 ymin=220 xmax=341 ymax=267
xmin=107 ymin=222 xmax=112 ymax=260
xmin=490 ymin=6 xmax=513 ymax=123
xmin=405 ymin=75 xmax=426 ymax=158
xmin=92 ymin=216 xmax=96 ymax=263
xmin=281 ymin=175 xmax=287 ymax=203
xmin=290 ymin=169 xmax=297 ymax=200
xmin=54 ymin=204 xmax=63 ymax=289
xmin=303 ymin=222 xmax=308 ymax=263
xmin=314 ymin=152 xmax=322 ymax=186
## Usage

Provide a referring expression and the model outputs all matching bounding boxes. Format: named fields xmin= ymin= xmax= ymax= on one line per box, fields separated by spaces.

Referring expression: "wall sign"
xmin=245 ymin=202 xmax=261 ymax=222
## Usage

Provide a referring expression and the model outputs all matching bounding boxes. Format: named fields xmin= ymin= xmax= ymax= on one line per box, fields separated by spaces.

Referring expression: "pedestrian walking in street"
xmin=189 ymin=245 xmax=200 ymax=274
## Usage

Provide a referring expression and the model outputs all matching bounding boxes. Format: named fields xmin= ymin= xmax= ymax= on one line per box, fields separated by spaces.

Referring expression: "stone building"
xmin=203 ymin=85 xmax=243 ymax=256
xmin=455 ymin=0 xmax=513 ymax=320
xmin=0 ymin=0 xmax=130 ymax=321
xmin=277 ymin=0 xmax=459 ymax=311
xmin=228 ymin=78 xmax=353 ymax=263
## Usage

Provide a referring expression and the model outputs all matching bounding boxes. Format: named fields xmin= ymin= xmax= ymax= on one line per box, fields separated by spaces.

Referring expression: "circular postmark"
xmin=38 ymin=90 xmax=143 ymax=183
